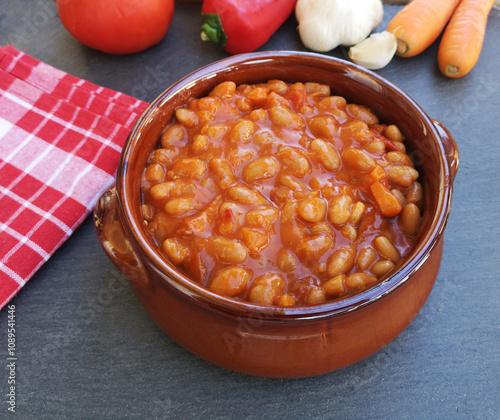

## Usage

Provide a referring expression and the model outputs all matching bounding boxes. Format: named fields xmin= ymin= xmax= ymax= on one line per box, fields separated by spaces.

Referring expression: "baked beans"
xmin=141 ymin=80 xmax=423 ymax=306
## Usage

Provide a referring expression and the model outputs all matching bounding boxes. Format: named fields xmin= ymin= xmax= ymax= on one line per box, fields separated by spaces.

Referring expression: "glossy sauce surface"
xmin=140 ymin=80 xmax=423 ymax=306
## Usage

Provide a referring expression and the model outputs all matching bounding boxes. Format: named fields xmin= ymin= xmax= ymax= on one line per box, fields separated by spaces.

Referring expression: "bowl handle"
xmin=94 ymin=187 xmax=149 ymax=286
xmin=432 ymin=118 xmax=459 ymax=181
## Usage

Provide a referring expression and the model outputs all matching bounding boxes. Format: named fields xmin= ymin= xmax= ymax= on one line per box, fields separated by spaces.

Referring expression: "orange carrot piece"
xmin=387 ymin=0 xmax=461 ymax=57
xmin=371 ymin=181 xmax=402 ymax=217
xmin=438 ymin=0 xmax=496 ymax=78
xmin=288 ymin=89 xmax=305 ymax=110
xmin=370 ymin=165 xmax=386 ymax=183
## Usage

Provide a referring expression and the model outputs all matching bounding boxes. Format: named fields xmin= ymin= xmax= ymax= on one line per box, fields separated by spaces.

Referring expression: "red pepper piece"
xmin=223 ymin=207 xmax=234 ymax=221
xmin=372 ymin=129 xmax=402 ymax=152
xmin=201 ymin=0 xmax=297 ymax=55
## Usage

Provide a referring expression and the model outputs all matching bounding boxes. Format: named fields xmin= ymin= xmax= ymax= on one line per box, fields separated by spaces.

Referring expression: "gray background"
xmin=1 ymin=1 xmax=499 ymax=419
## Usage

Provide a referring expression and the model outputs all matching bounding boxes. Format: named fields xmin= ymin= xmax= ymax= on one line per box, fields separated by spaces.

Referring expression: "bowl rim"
xmin=116 ymin=51 xmax=453 ymax=321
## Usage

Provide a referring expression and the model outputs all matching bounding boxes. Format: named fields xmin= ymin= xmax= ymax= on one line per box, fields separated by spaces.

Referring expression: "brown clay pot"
xmin=94 ymin=52 xmax=459 ymax=378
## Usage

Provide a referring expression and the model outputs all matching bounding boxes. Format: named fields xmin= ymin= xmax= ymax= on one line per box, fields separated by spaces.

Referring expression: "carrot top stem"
xmin=396 ymin=39 xmax=408 ymax=55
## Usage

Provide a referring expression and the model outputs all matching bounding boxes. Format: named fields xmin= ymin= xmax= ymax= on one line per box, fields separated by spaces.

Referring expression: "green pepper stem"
xmin=201 ymin=13 xmax=227 ymax=49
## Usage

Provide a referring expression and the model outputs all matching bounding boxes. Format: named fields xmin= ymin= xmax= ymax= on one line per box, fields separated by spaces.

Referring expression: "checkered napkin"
xmin=0 ymin=46 xmax=148 ymax=309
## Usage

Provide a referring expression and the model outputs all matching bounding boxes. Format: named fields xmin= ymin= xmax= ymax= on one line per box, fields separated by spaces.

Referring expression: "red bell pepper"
xmin=201 ymin=0 xmax=297 ymax=55
xmin=372 ymin=129 xmax=402 ymax=152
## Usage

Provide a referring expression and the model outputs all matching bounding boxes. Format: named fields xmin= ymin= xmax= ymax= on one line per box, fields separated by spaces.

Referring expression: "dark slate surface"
xmin=1 ymin=2 xmax=499 ymax=419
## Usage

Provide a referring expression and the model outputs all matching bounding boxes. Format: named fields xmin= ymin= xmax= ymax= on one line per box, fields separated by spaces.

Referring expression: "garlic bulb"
xmin=349 ymin=31 xmax=397 ymax=70
xmin=295 ymin=0 xmax=384 ymax=52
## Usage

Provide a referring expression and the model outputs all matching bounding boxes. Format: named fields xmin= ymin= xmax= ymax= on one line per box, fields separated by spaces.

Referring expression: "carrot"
xmin=370 ymin=181 xmax=402 ymax=218
xmin=438 ymin=0 xmax=496 ymax=78
xmin=387 ymin=0 xmax=462 ymax=58
xmin=369 ymin=166 xmax=386 ymax=183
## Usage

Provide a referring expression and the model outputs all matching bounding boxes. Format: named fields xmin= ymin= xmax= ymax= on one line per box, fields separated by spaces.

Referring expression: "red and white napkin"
xmin=0 ymin=46 xmax=148 ymax=309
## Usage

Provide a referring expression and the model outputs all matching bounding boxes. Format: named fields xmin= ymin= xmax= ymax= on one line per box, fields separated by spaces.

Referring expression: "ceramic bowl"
xmin=94 ymin=51 xmax=459 ymax=378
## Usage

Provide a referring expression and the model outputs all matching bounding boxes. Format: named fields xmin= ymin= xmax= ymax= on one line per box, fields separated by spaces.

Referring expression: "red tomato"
xmin=56 ymin=0 xmax=175 ymax=55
